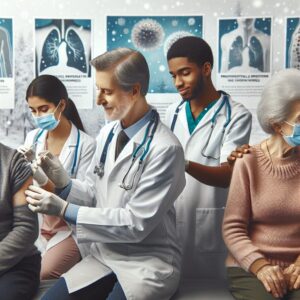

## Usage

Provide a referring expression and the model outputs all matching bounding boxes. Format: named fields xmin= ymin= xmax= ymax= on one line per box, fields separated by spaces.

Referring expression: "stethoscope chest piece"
xmin=119 ymin=158 xmax=143 ymax=191
xmin=94 ymin=162 xmax=105 ymax=178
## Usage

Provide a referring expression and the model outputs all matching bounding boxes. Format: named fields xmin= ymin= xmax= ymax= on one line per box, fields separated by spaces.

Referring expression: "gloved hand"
xmin=17 ymin=145 xmax=36 ymax=162
xmin=37 ymin=151 xmax=70 ymax=188
xmin=30 ymin=160 xmax=48 ymax=187
xmin=25 ymin=185 xmax=69 ymax=217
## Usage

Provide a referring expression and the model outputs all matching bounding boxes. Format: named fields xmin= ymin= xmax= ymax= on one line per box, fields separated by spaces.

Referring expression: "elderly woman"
xmin=223 ymin=68 xmax=300 ymax=300
xmin=0 ymin=143 xmax=41 ymax=300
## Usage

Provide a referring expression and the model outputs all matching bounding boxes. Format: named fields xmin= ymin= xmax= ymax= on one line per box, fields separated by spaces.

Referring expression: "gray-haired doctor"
xmin=25 ymin=48 xmax=185 ymax=300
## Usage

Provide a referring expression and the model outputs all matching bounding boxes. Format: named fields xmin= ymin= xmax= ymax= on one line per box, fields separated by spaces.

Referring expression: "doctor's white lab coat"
xmin=25 ymin=123 xmax=96 ymax=257
xmin=63 ymin=117 xmax=186 ymax=300
xmin=165 ymin=95 xmax=252 ymax=279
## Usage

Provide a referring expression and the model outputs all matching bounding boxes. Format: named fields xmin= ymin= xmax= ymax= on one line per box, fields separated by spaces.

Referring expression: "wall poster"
xmin=35 ymin=18 xmax=93 ymax=109
xmin=0 ymin=18 xmax=14 ymax=109
xmin=286 ymin=17 xmax=300 ymax=70
xmin=107 ymin=16 xmax=203 ymax=120
xmin=217 ymin=17 xmax=272 ymax=143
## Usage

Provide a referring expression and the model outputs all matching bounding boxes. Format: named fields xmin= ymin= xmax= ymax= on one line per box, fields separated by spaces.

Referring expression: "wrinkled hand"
xmin=37 ymin=151 xmax=70 ymax=188
xmin=17 ymin=145 xmax=36 ymax=162
xmin=25 ymin=185 xmax=68 ymax=217
xmin=227 ymin=144 xmax=251 ymax=167
xmin=284 ymin=264 xmax=300 ymax=290
xmin=257 ymin=265 xmax=287 ymax=298
xmin=31 ymin=160 xmax=48 ymax=187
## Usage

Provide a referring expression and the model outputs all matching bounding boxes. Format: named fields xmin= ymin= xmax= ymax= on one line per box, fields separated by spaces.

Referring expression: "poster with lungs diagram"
xmin=0 ymin=18 xmax=14 ymax=109
xmin=217 ymin=17 xmax=272 ymax=106
xmin=35 ymin=18 xmax=93 ymax=109
xmin=217 ymin=17 xmax=272 ymax=144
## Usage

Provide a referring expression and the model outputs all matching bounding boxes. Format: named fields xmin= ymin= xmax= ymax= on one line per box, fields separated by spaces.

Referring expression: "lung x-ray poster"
xmin=106 ymin=16 xmax=203 ymax=120
xmin=0 ymin=18 xmax=14 ymax=109
xmin=35 ymin=18 xmax=93 ymax=109
xmin=217 ymin=17 xmax=272 ymax=144
xmin=286 ymin=17 xmax=300 ymax=70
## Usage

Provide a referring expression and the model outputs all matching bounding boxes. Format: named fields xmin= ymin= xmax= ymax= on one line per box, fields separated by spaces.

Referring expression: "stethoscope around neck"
xmin=93 ymin=110 xmax=159 ymax=191
xmin=33 ymin=128 xmax=80 ymax=177
xmin=170 ymin=91 xmax=232 ymax=160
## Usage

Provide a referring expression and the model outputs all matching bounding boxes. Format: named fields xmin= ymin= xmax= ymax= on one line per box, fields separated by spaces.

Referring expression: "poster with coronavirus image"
xmin=0 ymin=18 xmax=14 ymax=109
xmin=106 ymin=16 xmax=203 ymax=120
xmin=107 ymin=16 xmax=203 ymax=93
xmin=34 ymin=18 xmax=93 ymax=109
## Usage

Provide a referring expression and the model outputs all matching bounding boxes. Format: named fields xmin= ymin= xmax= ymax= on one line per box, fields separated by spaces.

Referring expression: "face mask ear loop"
xmin=284 ymin=121 xmax=294 ymax=127
xmin=54 ymin=100 xmax=63 ymax=122
xmin=56 ymin=110 xmax=62 ymax=122
xmin=282 ymin=121 xmax=295 ymax=137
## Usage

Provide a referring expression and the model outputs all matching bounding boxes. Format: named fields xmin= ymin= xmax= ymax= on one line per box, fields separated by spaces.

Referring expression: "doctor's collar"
xmin=120 ymin=108 xmax=153 ymax=139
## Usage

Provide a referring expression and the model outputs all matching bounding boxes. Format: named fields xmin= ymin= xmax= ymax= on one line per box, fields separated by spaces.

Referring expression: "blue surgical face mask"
xmin=282 ymin=121 xmax=300 ymax=147
xmin=33 ymin=103 xmax=61 ymax=131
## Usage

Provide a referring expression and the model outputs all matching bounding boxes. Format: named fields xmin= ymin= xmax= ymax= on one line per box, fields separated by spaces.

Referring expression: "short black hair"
xmin=167 ymin=36 xmax=214 ymax=68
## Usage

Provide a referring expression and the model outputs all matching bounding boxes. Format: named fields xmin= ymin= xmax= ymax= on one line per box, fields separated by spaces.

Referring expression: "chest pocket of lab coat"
xmin=195 ymin=207 xmax=226 ymax=253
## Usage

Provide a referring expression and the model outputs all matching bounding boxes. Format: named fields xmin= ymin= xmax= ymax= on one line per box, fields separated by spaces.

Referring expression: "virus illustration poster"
xmin=0 ymin=18 xmax=14 ymax=108
xmin=286 ymin=17 xmax=300 ymax=70
xmin=107 ymin=16 xmax=203 ymax=93
xmin=35 ymin=18 xmax=93 ymax=109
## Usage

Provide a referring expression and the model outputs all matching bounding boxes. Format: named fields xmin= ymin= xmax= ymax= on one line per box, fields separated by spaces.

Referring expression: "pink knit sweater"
xmin=223 ymin=144 xmax=300 ymax=271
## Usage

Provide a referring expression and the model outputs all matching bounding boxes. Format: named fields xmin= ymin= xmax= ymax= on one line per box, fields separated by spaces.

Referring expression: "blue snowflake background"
xmin=107 ymin=16 xmax=203 ymax=93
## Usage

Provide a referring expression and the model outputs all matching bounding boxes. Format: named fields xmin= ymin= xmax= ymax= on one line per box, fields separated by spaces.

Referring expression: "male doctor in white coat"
xmin=25 ymin=48 xmax=186 ymax=300
xmin=165 ymin=36 xmax=252 ymax=279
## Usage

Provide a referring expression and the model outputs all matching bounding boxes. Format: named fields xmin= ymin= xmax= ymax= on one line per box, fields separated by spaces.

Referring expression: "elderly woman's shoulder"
xmin=234 ymin=144 xmax=261 ymax=168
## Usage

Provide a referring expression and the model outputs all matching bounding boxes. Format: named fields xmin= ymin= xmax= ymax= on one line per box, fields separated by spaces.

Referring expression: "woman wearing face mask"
xmin=18 ymin=75 xmax=96 ymax=280
xmin=223 ymin=68 xmax=300 ymax=300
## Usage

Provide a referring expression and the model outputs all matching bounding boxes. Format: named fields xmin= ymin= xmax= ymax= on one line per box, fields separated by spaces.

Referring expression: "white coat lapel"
xmin=59 ymin=123 xmax=77 ymax=166
xmin=114 ymin=139 xmax=135 ymax=166
xmin=108 ymin=122 xmax=146 ymax=181
xmin=35 ymin=130 xmax=47 ymax=154
xmin=178 ymin=103 xmax=189 ymax=133
xmin=104 ymin=123 xmax=130 ymax=182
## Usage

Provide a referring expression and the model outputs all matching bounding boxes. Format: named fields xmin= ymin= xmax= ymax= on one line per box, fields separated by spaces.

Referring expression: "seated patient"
xmin=223 ymin=68 xmax=300 ymax=300
xmin=0 ymin=143 xmax=41 ymax=300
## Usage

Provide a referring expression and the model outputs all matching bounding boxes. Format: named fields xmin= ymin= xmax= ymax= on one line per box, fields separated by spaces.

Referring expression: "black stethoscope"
xmin=94 ymin=110 xmax=159 ymax=190
xmin=170 ymin=92 xmax=232 ymax=160
xmin=33 ymin=128 xmax=80 ymax=177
